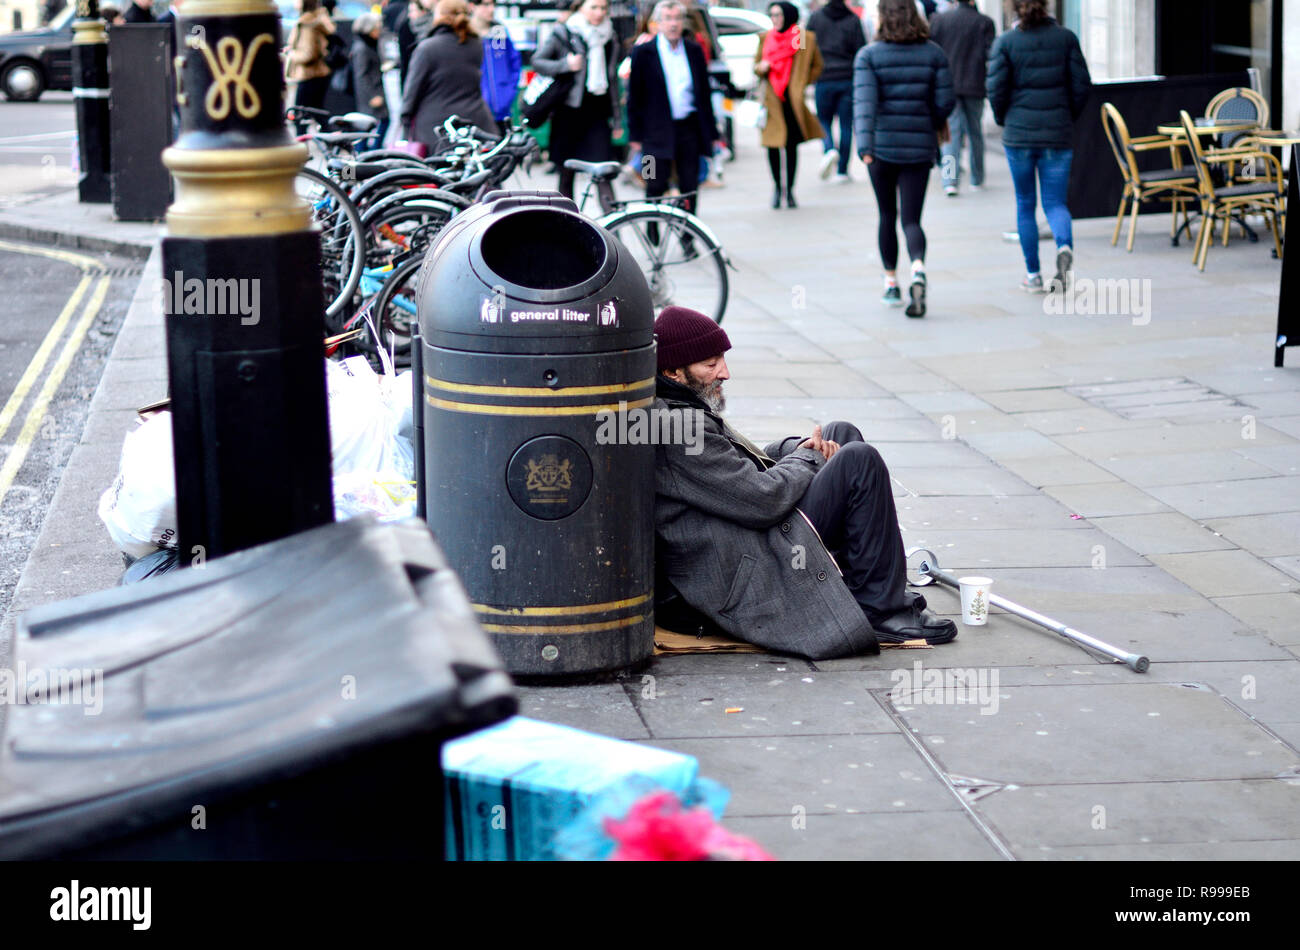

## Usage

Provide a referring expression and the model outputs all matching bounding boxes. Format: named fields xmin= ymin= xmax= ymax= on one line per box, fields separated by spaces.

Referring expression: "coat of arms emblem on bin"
xmin=525 ymin=454 xmax=572 ymax=504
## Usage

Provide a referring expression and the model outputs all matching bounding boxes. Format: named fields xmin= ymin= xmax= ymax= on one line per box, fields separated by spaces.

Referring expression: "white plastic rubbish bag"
xmin=325 ymin=357 xmax=416 ymax=520
xmin=98 ymin=411 xmax=178 ymax=559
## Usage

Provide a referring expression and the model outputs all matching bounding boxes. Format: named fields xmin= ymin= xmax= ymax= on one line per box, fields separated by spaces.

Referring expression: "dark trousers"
xmin=797 ymin=421 xmax=919 ymax=624
xmin=645 ymin=117 xmax=702 ymax=214
xmin=766 ymin=96 xmax=801 ymax=192
xmin=814 ymin=78 xmax=854 ymax=175
xmin=867 ymin=160 xmax=931 ymax=270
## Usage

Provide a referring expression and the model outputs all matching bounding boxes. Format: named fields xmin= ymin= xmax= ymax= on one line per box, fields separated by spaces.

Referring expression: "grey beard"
xmin=685 ymin=377 xmax=725 ymax=413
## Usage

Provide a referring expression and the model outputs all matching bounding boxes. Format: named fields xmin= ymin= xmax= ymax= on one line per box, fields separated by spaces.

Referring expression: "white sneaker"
xmin=944 ymin=185 xmax=958 ymax=197
xmin=832 ymin=173 xmax=851 ymax=184
xmin=819 ymin=149 xmax=838 ymax=180
xmin=969 ymin=183 xmax=984 ymax=192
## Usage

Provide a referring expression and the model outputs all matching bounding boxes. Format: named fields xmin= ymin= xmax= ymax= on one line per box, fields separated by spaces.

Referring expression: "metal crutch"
xmin=905 ymin=547 xmax=1150 ymax=674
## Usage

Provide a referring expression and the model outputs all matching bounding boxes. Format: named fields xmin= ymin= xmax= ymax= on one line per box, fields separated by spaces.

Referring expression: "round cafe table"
xmin=1155 ymin=119 xmax=1258 ymax=138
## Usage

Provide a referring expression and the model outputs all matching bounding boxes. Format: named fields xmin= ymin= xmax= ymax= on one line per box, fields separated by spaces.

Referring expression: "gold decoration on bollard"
xmin=164 ymin=144 xmax=311 ymax=237
xmin=193 ymin=33 xmax=274 ymax=120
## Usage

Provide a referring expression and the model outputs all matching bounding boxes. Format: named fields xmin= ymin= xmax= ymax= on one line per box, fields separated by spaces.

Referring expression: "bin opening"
xmin=480 ymin=211 xmax=608 ymax=290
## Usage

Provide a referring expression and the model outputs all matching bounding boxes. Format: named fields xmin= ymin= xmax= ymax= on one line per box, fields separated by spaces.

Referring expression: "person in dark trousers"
xmin=929 ymin=0 xmax=994 ymax=196
xmin=286 ymin=0 xmax=336 ymax=116
xmin=807 ymin=0 xmax=866 ymax=182
xmin=351 ymin=12 xmax=389 ymax=150
xmin=120 ymin=0 xmax=153 ymax=22
xmin=986 ymin=0 xmax=1092 ymax=293
xmin=753 ymin=1 xmax=823 ymax=208
xmin=401 ymin=0 xmax=496 ymax=148
xmin=853 ymin=0 xmax=952 ymax=317
xmin=531 ymin=0 xmax=623 ymax=199
xmin=625 ymin=0 xmax=718 ymax=216
xmin=651 ymin=305 xmax=957 ymax=658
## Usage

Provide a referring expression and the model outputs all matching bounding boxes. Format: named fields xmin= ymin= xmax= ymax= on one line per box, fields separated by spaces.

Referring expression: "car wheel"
xmin=2 ymin=61 xmax=46 ymax=102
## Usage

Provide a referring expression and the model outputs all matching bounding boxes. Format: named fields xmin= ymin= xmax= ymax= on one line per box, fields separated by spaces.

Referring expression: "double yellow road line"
xmin=0 ymin=240 xmax=113 ymax=510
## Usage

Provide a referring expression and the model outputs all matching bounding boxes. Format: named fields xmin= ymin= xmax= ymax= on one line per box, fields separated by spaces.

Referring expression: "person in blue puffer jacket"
xmin=853 ymin=0 xmax=953 ymax=318
xmin=470 ymin=0 xmax=522 ymax=132
xmin=986 ymin=0 xmax=1092 ymax=293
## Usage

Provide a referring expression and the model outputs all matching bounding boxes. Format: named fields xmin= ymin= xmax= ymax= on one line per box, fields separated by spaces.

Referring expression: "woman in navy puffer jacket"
xmin=986 ymin=0 xmax=1092 ymax=292
xmin=853 ymin=0 xmax=953 ymax=318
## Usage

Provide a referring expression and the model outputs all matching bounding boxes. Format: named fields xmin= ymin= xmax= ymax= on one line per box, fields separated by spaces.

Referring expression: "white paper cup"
xmin=958 ymin=577 xmax=993 ymax=626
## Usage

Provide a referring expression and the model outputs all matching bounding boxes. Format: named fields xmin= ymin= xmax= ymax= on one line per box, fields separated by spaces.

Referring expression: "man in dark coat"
xmin=652 ymin=307 xmax=957 ymax=659
xmin=930 ymin=0 xmax=994 ymax=195
xmin=625 ymin=0 xmax=717 ymax=214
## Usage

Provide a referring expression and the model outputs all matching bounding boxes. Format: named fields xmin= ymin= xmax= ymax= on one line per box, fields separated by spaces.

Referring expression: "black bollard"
xmin=161 ymin=0 xmax=333 ymax=562
xmin=71 ymin=0 xmax=111 ymax=203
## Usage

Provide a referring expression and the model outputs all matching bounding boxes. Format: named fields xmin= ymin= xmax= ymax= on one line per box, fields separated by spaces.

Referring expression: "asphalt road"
xmin=0 ymin=239 xmax=139 ymax=625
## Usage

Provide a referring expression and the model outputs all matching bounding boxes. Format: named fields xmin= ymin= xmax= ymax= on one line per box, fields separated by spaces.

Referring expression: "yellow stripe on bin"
xmin=480 ymin=614 xmax=651 ymax=635
xmin=473 ymin=592 xmax=651 ymax=616
xmin=425 ymin=375 xmax=653 ymax=398
xmin=425 ymin=394 xmax=653 ymax=416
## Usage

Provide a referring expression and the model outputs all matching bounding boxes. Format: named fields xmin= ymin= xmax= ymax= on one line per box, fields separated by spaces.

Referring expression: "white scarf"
xmin=567 ymin=14 xmax=614 ymax=96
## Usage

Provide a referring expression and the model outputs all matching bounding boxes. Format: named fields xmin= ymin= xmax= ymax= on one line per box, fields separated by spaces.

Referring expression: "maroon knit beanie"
xmin=654 ymin=306 xmax=731 ymax=372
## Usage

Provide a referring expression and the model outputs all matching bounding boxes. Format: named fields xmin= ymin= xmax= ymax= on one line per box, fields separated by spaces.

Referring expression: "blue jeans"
xmin=1003 ymin=146 xmax=1073 ymax=274
xmin=814 ymin=79 xmax=854 ymax=175
xmin=941 ymin=95 xmax=985 ymax=188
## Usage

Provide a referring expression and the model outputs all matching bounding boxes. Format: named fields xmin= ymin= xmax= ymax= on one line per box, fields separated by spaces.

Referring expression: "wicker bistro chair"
xmin=1178 ymin=110 xmax=1284 ymax=271
xmin=1101 ymin=103 xmax=1198 ymax=251
xmin=1205 ymin=87 xmax=1270 ymax=148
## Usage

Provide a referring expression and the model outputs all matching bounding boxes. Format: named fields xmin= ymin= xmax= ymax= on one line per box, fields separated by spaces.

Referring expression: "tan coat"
xmin=754 ymin=29 xmax=824 ymax=148
xmin=286 ymin=10 xmax=335 ymax=82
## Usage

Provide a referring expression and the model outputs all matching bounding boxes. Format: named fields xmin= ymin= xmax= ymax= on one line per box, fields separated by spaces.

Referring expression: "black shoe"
xmin=772 ymin=187 xmax=783 ymax=209
xmin=786 ymin=191 xmax=797 ymax=208
xmin=872 ymin=606 xmax=957 ymax=645
xmin=680 ymin=235 xmax=698 ymax=261
xmin=905 ymin=271 xmax=927 ymax=318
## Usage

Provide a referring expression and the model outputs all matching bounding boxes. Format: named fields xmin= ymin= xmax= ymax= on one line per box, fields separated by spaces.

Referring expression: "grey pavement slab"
xmin=1267 ymin=556 xmax=1300 ymax=582
xmin=977 ymin=780 xmax=1300 ymax=852
xmin=1054 ymin=421 xmax=1291 ymax=459
xmin=871 ymin=441 xmax=995 ymax=468
xmin=721 ymin=810 xmax=1004 ymax=860
xmin=889 ymin=466 xmax=1040 ymax=497
xmin=1149 ymin=550 xmax=1298 ymax=598
xmin=1204 ymin=513 xmax=1300 ymax=557
xmin=1233 ymin=443 xmax=1300 ymax=475
xmin=645 ymin=654 xmax=815 ymax=676
xmin=1145 ymin=476 xmax=1300 ymax=519
xmin=894 ymin=494 xmax=1083 ymax=530
xmin=1211 ymin=593 xmax=1300 ymax=644
xmin=1088 ymin=513 xmax=1237 ymax=556
xmin=893 ymin=683 xmax=1297 ymax=784
xmin=1093 ymin=450 xmax=1279 ymax=487
xmin=631 ymin=672 xmax=899 ymax=738
xmin=78 ymin=409 xmax=143 ymax=448
xmin=649 ymin=734 xmax=960 ymax=816
xmin=1264 ymin=415 xmax=1300 ymax=439
xmin=514 ymin=684 xmax=649 ymax=740
xmin=1020 ymin=840 xmax=1300 ymax=860
xmin=959 ymin=429 xmax=1073 ymax=459
xmin=898 ymin=527 xmax=1146 ymax=569
xmin=995 ymin=455 xmax=1120 ymax=488
xmin=1042 ymin=482 xmax=1170 ymax=517
xmin=968 ymin=566 xmax=1208 ymax=616
xmin=1141 ymin=660 xmax=1300 ymax=728
xmin=978 ymin=389 xmax=1094 ymax=413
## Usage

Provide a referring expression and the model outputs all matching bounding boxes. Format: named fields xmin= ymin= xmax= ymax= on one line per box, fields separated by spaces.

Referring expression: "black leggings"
xmin=766 ymin=96 xmax=801 ymax=190
xmin=867 ymin=160 xmax=931 ymax=270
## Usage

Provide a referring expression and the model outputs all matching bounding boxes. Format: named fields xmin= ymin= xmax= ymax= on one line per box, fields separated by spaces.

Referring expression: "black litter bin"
xmin=417 ymin=191 xmax=656 ymax=678
xmin=0 ymin=517 xmax=515 ymax=860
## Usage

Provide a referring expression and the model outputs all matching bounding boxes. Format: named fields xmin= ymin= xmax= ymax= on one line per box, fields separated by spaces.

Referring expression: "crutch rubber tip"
xmin=1130 ymin=655 xmax=1150 ymax=674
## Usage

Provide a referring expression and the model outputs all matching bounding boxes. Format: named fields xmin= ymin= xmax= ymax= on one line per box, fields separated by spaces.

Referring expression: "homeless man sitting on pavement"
xmin=652 ymin=306 xmax=957 ymax=660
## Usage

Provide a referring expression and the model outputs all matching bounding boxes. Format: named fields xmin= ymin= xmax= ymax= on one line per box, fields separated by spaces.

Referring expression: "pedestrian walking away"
xmin=285 ymin=0 xmax=337 ymax=119
xmin=807 ymin=0 xmax=866 ymax=182
xmin=351 ymin=12 xmax=390 ymax=151
xmin=651 ymin=306 xmax=957 ymax=659
xmin=400 ymin=0 xmax=497 ymax=150
xmin=626 ymin=0 xmax=720 ymax=216
xmin=754 ymin=2 xmax=824 ymax=208
xmin=531 ymin=0 xmax=624 ymax=200
xmin=853 ymin=0 xmax=953 ymax=317
xmin=396 ymin=0 xmax=436 ymax=89
xmin=986 ymin=0 xmax=1092 ymax=293
xmin=471 ymin=0 xmax=523 ymax=134
xmin=929 ymin=0 xmax=995 ymax=195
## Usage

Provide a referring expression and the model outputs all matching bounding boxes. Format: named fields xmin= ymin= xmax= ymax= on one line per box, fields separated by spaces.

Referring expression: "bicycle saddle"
xmin=563 ymin=159 xmax=622 ymax=180
xmin=330 ymin=112 xmax=380 ymax=133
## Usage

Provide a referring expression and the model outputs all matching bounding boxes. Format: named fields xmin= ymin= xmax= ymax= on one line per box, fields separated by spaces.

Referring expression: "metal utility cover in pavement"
xmin=1066 ymin=377 xmax=1246 ymax=420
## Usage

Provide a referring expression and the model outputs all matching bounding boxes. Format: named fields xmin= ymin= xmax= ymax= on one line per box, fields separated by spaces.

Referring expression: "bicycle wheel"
xmin=352 ymin=255 xmax=423 ymax=360
xmin=295 ymin=166 xmax=365 ymax=326
xmin=358 ymin=188 xmax=462 ymax=265
xmin=601 ymin=208 xmax=729 ymax=324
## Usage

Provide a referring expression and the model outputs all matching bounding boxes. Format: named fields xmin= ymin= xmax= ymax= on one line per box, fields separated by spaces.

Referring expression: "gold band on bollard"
xmin=163 ymin=144 xmax=312 ymax=237
xmin=72 ymin=20 xmax=107 ymax=45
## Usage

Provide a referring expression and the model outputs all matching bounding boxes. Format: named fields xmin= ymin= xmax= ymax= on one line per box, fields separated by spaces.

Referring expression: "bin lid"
xmin=418 ymin=192 xmax=654 ymax=355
